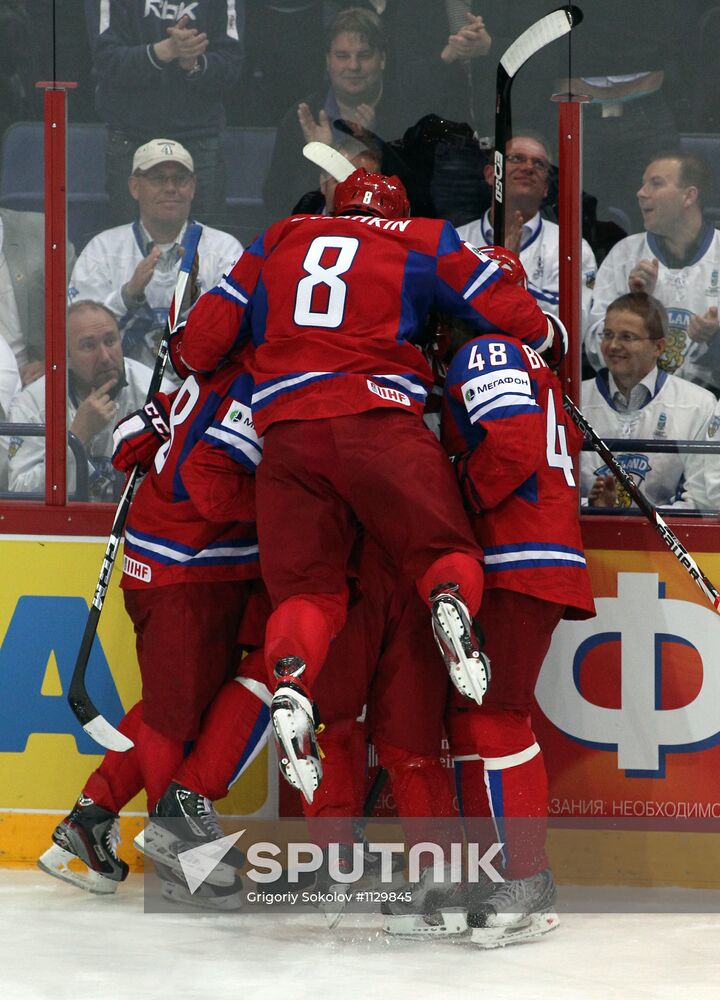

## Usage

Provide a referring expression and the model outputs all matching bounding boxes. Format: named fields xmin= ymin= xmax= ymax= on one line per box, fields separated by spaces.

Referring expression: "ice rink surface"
xmin=2 ymin=870 xmax=720 ymax=1000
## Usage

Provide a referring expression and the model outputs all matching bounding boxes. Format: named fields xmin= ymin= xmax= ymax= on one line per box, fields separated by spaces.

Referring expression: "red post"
xmin=553 ymin=94 xmax=589 ymax=404
xmin=40 ymin=83 xmax=74 ymax=506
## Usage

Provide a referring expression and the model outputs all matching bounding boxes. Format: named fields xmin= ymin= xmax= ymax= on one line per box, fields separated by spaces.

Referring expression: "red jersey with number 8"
xmin=180 ymin=214 xmax=556 ymax=435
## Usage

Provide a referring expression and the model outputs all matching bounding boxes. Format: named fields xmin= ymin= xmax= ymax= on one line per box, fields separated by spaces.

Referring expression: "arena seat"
xmin=0 ymin=123 xmax=279 ymax=252
xmin=679 ymin=133 xmax=720 ymax=226
xmin=221 ymin=126 xmax=276 ymax=246
xmin=0 ymin=121 xmax=111 ymax=252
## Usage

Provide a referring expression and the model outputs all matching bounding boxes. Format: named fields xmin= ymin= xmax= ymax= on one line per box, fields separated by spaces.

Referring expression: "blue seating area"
xmin=0 ymin=123 xmax=277 ymax=252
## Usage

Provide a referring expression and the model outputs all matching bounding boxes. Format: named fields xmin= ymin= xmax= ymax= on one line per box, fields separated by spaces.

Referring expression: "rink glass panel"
xmin=0 ymin=1 xmax=719 ymax=885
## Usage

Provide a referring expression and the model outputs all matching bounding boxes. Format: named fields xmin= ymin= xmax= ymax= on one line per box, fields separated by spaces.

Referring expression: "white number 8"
xmin=294 ymin=236 xmax=359 ymax=328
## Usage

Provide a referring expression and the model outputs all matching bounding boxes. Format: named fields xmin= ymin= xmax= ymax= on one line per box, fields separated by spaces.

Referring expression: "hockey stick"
xmin=302 ymin=141 xmax=356 ymax=182
xmin=494 ymin=5 xmax=583 ymax=247
xmin=67 ymin=224 xmax=203 ymax=750
xmin=563 ymin=392 xmax=720 ymax=613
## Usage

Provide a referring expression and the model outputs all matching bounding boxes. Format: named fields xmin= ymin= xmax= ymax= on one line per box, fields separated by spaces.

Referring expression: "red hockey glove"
xmin=112 ymin=394 xmax=173 ymax=473
xmin=168 ymin=324 xmax=197 ymax=381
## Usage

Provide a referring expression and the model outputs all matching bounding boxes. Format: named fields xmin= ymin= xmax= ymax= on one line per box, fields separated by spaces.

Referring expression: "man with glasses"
xmin=584 ymin=151 xmax=720 ymax=393
xmin=580 ymin=292 xmax=715 ymax=510
xmin=69 ymin=139 xmax=242 ymax=376
xmin=457 ymin=131 xmax=597 ymax=330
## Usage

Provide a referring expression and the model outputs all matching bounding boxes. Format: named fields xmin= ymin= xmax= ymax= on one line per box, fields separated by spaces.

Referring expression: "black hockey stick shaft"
xmin=494 ymin=5 xmax=583 ymax=247
xmin=67 ymin=224 xmax=203 ymax=750
xmin=563 ymin=392 xmax=720 ymax=613
xmin=363 ymin=766 xmax=388 ymax=817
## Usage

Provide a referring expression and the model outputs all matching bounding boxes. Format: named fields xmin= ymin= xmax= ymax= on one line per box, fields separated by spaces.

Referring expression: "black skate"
xmin=271 ymin=658 xmax=323 ymax=804
xmin=37 ymin=796 xmax=129 ymax=895
xmin=430 ymin=583 xmax=490 ymax=704
xmin=468 ymin=868 xmax=559 ymax=948
xmin=382 ymin=863 xmax=470 ymax=938
xmin=155 ymin=861 xmax=244 ymax=912
xmin=135 ymin=781 xmax=242 ymax=888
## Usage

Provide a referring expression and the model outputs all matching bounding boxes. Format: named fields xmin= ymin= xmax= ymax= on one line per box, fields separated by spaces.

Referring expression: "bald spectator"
xmin=5 ymin=301 xmax=173 ymax=500
xmin=584 ymin=150 xmax=720 ymax=392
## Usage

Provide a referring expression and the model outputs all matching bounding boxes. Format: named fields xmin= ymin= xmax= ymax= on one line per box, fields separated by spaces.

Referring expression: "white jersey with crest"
xmin=584 ymin=225 xmax=720 ymax=390
xmin=580 ymin=369 xmax=716 ymax=509
xmin=457 ymin=210 xmax=597 ymax=331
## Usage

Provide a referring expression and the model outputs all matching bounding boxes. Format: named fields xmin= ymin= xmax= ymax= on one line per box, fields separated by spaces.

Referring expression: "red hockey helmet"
xmin=333 ymin=168 xmax=410 ymax=220
xmin=475 ymin=245 xmax=528 ymax=288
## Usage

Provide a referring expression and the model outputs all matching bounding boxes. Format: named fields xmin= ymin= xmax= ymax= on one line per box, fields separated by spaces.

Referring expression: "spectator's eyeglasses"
xmin=505 ymin=153 xmax=549 ymax=174
xmin=137 ymin=171 xmax=194 ymax=188
xmin=601 ymin=330 xmax=657 ymax=345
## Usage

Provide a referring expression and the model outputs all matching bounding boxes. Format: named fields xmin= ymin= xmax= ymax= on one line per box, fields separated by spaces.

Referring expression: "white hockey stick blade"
xmin=83 ymin=716 xmax=134 ymax=752
xmin=500 ymin=6 xmax=582 ymax=79
xmin=303 ymin=142 xmax=356 ymax=182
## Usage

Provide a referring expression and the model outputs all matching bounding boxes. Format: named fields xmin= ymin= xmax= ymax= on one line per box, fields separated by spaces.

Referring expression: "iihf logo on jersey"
xmin=535 ymin=572 xmax=720 ymax=777
xmin=708 ymin=414 xmax=720 ymax=439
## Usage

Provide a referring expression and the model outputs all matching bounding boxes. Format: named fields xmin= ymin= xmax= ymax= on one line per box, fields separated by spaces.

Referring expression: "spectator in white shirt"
xmin=584 ymin=150 xmax=720 ymax=392
xmin=457 ymin=131 xmax=597 ymax=330
xmin=5 ymin=300 xmax=173 ymax=500
xmin=581 ymin=292 xmax=715 ymax=511
xmin=69 ymin=138 xmax=242 ymax=374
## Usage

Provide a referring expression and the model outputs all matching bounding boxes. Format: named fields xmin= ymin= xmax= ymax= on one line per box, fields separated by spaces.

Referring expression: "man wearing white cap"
xmin=69 ymin=138 xmax=242 ymax=375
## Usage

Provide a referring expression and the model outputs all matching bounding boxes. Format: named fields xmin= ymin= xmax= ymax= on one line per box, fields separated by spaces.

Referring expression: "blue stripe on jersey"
xmin=211 ymin=273 xmax=249 ymax=308
xmin=468 ymin=393 xmax=539 ymax=423
xmin=251 ymin=370 xmax=339 ymax=411
xmin=171 ymin=390 xmax=223 ymax=502
xmin=204 ymin=425 xmax=262 ymax=471
xmin=202 ymin=372 xmax=262 ymax=471
xmin=436 ymin=220 xmax=464 ymax=257
xmin=484 ymin=541 xmax=587 ymax=572
xmin=125 ymin=527 xmax=258 ymax=567
xmin=514 ymin=473 xmax=538 ymax=503
xmin=397 ymin=249 xmax=435 ymax=345
xmin=367 ymin=373 xmax=428 ymax=403
xmin=249 ymin=272 xmax=269 ymax=347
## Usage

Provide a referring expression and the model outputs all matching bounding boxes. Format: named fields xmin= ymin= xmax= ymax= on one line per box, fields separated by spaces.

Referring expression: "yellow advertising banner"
xmin=0 ymin=538 xmax=273 ymax=866
xmin=3 ymin=536 xmax=720 ymax=886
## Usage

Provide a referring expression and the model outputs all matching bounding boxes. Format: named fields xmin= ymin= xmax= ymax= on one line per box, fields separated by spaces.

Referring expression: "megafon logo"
xmin=535 ymin=573 xmax=720 ymax=776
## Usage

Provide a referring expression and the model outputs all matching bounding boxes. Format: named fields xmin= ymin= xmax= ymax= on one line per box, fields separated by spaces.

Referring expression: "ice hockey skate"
xmin=135 ymin=781 xmax=240 ymax=888
xmin=155 ymin=861 xmax=244 ymax=912
xmin=467 ymin=868 xmax=559 ymax=948
xmin=382 ymin=863 xmax=470 ymax=937
xmin=271 ymin=657 xmax=323 ymax=804
xmin=37 ymin=796 xmax=129 ymax=895
xmin=430 ymin=583 xmax=490 ymax=704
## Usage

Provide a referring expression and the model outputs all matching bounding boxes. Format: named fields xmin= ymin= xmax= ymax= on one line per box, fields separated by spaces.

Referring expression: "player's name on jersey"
xmin=291 ymin=215 xmax=412 ymax=233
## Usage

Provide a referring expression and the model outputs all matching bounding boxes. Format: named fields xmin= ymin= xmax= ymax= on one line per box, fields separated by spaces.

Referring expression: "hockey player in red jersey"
xmin=37 ymin=355 xmax=272 ymax=902
xmin=177 ymin=169 xmax=567 ymax=804
xmin=385 ymin=248 xmax=595 ymax=947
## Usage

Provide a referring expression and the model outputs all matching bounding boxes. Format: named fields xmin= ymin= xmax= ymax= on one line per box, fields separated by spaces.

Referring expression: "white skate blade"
xmin=272 ymin=706 xmax=321 ymax=805
xmin=37 ymin=843 xmax=119 ymax=895
xmin=384 ymin=909 xmax=469 ymax=938
xmin=160 ymin=879 xmax=244 ymax=912
xmin=134 ymin=825 xmax=236 ymax=887
xmin=470 ymin=911 xmax=560 ymax=948
xmin=432 ymin=600 xmax=488 ymax=704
